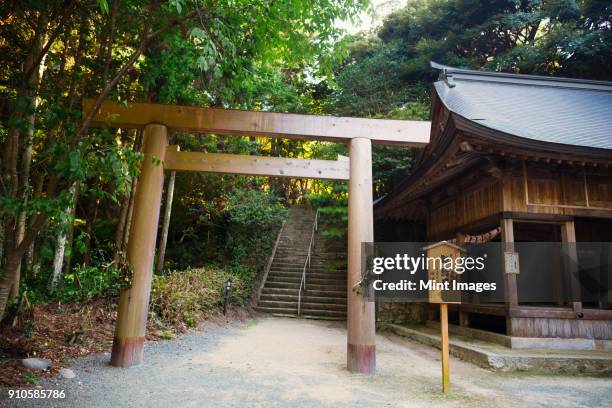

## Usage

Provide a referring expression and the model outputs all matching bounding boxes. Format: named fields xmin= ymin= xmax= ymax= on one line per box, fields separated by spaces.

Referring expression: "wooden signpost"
xmin=423 ymin=241 xmax=464 ymax=394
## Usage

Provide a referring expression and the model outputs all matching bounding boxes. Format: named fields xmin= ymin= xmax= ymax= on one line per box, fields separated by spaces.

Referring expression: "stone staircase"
xmin=256 ymin=207 xmax=347 ymax=320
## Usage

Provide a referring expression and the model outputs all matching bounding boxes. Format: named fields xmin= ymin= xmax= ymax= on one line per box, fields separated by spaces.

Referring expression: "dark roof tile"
xmin=432 ymin=63 xmax=612 ymax=150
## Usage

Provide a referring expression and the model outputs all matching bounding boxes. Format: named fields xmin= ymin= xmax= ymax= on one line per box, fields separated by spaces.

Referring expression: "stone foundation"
xmin=377 ymin=301 xmax=427 ymax=325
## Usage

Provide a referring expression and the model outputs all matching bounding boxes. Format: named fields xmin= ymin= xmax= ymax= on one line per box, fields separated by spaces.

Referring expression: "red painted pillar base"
xmin=347 ymin=343 xmax=376 ymax=373
xmin=111 ymin=336 xmax=144 ymax=367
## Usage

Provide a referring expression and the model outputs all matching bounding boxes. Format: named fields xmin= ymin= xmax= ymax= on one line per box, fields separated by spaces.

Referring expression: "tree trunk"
xmin=82 ymin=195 xmax=99 ymax=267
xmin=13 ymin=53 xmax=48 ymax=300
xmin=156 ymin=169 xmax=177 ymax=273
xmin=0 ymin=222 xmax=4 ymax=266
xmin=50 ymin=183 xmax=77 ymax=289
xmin=4 ymin=13 xmax=49 ymax=302
xmin=62 ymin=182 xmax=80 ymax=275
xmin=25 ymin=172 xmax=46 ymax=276
xmin=0 ymin=251 xmax=21 ymax=320
xmin=113 ymin=130 xmax=142 ymax=263
xmin=122 ymin=177 xmax=138 ymax=250
xmin=113 ymin=191 xmax=131 ymax=262
xmin=50 ymin=228 xmax=68 ymax=289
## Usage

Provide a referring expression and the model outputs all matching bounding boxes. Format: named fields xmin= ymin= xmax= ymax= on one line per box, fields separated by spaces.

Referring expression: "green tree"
xmin=325 ymin=0 xmax=611 ymax=195
xmin=0 ymin=0 xmax=368 ymax=319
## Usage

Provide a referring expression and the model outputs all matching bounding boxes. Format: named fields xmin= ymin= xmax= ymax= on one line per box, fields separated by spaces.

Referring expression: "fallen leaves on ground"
xmin=0 ymin=296 xmax=163 ymax=387
xmin=0 ymin=296 xmax=250 ymax=388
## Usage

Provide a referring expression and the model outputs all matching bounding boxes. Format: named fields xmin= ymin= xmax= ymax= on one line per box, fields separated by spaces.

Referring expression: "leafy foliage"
xmin=58 ymin=265 xmax=123 ymax=302
xmin=150 ymin=266 xmax=247 ymax=327
xmin=226 ymin=189 xmax=288 ymax=228
xmin=307 ymin=184 xmax=348 ymax=239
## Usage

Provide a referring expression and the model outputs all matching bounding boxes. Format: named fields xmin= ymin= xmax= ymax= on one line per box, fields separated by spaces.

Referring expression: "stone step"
xmin=269 ymin=264 xmax=308 ymax=269
xmin=259 ymin=293 xmax=347 ymax=304
xmin=261 ymin=287 xmax=346 ymax=298
xmin=281 ymin=227 xmax=312 ymax=230
xmin=268 ymin=266 xmax=345 ymax=272
xmin=261 ymin=287 xmax=298 ymax=296
xmin=296 ymin=315 xmax=347 ymax=321
xmin=265 ymin=276 xmax=345 ymax=285
xmin=274 ymin=247 xmax=344 ymax=253
xmin=273 ymin=252 xmax=346 ymax=257
xmin=272 ymin=258 xmax=345 ymax=265
xmin=268 ymin=270 xmax=345 ymax=276
xmin=255 ymin=306 xmax=347 ymax=319
xmin=257 ymin=300 xmax=347 ymax=311
xmin=268 ymin=267 xmax=346 ymax=274
xmin=386 ymin=324 xmax=612 ymax=374
xmin=267 ymin=271 xmax=346 ymax=279
xmin=255 ymin=311 xmax=345 ymax=321
xmin=270 ymin=262 xmax=345 ymax=269
xmin=264 ymin=281 xmax=346 ymax=291
xmin=309 ymin=257 xmax=347 ymax=262
xmin=273 ymin=253 xmax=345 ymax=259
xmin=268 ymin=269 xmax=346 ymax=280
xmin=256 ymin=206 xmax=348 ymax=322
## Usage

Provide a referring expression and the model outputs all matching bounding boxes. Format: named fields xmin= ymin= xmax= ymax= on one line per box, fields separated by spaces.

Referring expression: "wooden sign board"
xmin=423 ymin=241 xmax=464 ymax=304
xmin=504 ymin=251 xmax=520 ymax=274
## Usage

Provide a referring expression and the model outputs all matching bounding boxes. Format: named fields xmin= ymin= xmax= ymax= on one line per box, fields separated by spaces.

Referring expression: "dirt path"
xmin=4 ymin=317 xmax=611 ymax=407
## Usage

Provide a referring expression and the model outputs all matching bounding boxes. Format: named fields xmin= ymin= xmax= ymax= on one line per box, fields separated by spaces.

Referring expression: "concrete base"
xmin=510 ymin=337 xmax=612 ymax=351
xmin=386 ymin=323 xmax=612 ymax=375
xmin=426 ymin=320 xmax=612 ymax=351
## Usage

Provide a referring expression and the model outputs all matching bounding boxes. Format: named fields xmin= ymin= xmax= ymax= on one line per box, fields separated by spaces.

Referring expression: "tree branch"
xmin=75 ymin=6 xmax=207 ymax=143
xmin=22 ymin=1 xmax=77 ymax=84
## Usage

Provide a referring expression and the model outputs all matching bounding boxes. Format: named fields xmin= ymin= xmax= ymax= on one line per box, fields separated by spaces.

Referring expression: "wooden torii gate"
xmin=83 ymin=99 xmax=430 ymax=373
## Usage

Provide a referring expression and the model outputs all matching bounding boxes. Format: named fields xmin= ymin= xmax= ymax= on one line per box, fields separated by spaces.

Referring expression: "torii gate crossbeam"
xmin=83 ymin=99 xmax=430 ymax=374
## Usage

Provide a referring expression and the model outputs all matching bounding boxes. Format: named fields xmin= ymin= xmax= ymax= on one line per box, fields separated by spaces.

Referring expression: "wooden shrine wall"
xmin=428 ymin=180 xmax=501 ymax=238
xmin=427 ymin=160 xmax=612 ymax=239
xmin=503 ymin=161 xmax=612 ymax=215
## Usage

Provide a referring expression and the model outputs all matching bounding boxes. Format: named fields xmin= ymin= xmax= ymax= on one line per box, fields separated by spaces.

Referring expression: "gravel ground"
xmin=2 ymin=317 xmax=611 ymax=408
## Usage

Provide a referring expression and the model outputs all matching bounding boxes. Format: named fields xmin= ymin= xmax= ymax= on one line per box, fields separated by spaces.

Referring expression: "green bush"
xmin=164 ymin=187 xmax=286 ymax=275
xmin=306 ymin=184 xmax=348 ymax=239
xmin=150 ymin=266 xmax=247 ymax=326
xmin=59 ymin=265 xmax=123 ymax=302
xmin=226 ymin=189 xmax=287 ymax=271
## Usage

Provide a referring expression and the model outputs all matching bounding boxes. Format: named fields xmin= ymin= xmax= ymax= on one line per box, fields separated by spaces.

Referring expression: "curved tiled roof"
xmin=432 ymin=62 xmax=612 ymax=150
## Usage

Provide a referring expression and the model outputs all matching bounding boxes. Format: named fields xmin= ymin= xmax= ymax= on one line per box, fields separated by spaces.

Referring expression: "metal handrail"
xmin=298 ymin=209 xmax=319 ymax=317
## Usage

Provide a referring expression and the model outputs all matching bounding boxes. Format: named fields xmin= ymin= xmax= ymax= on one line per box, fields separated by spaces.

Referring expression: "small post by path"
xmin=440 ymin=302 xmax=450 ymax=394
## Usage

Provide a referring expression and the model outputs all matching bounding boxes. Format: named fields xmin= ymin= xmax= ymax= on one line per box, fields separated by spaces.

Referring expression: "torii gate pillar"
xmin=346 ymin=137 xmax=376 ymax=373
xmin=111 ymin=123 xmax=168 ymax=367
